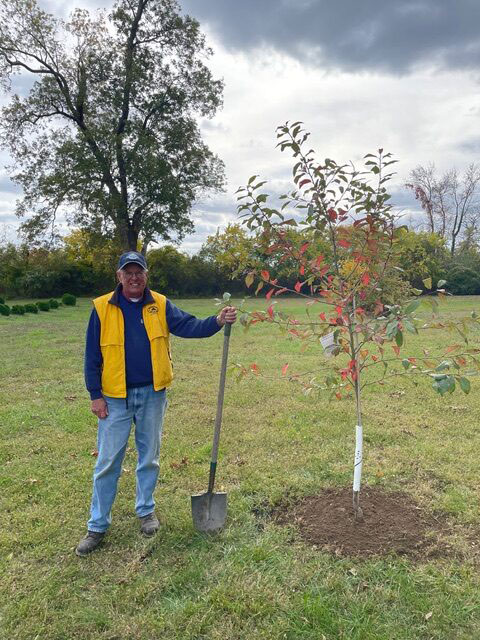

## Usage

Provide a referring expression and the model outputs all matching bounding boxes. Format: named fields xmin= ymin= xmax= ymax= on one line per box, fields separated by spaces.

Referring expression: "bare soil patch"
xmin=274 ymin=486 xmax=454 ymax=559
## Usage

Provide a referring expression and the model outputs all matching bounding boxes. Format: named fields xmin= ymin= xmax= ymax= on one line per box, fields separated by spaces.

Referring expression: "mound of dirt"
xmin=274 ymin=486 xmax=451 ymax=559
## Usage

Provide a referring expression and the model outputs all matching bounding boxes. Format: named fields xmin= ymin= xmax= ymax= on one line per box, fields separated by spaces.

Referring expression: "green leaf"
xmin=402 ymin=359 xmax=410 ymax=370
xmin=395 ymin=330 xmax=403 ymax=347
xmin=437 ymin=279 xmax=447 ymax=288
xmin=422 ymin=277 xmax=432 ymax=289
xmin=404 ymin=319 xmax=417 ymax=334
xmin=432 ymin=375 xmax=455 ymax=396
xmin=459 ymin=377 xmax=471 ymax=394
xmin=412 ymin=288 xmax=422 ymax=296
xmin=404 ymin=299 xmax=420 ymax=314
xmin=435 ymin=360 xmax=451 ymax=372
xmin=223 ymin=292 xmax=231 ymax=302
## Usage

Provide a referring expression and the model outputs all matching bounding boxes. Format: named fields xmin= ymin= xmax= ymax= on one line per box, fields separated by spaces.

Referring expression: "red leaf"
xmin=335 ymin=392 xmax=342 ymax=400
xmin=261 ymin=270 xmax=270 ymax=281
xmin=267 ymin=305 xmax=274 ymax=318
xmin=299 ymin=179 xmax=311 ymax=188
xmin=300 ymin=242 xmax=309 ymax=255
xmin=315 ymin=254 xmax=324 ymax=267
xmin=294 ymin=281 xmax=303 ymax=293
xmin=266 ymin=288 xmax=275 ymax=300
xmin=319 ymin=312 xmax=326 ymax=321
xmin=275 ymin=287 xmax=288 ymax=296
xmin=250 ymin=363 xmax=259 ymax=374
xmin=327 ymin=208 xmax=337 ymax=221
xmin=361 ymin=273 xmax=370 ymax=286
xmin=374 ymin=301 xmax=384 ymax=316
xmin=299 ymin=265 xmax=305 ymax=275
xmin=335 ymin=305 xmax=342 ymax=314
xmin=340 ymin=369 xmax=349 ymax=380
xmin=282 ymin=363 xmax=289 ymax=376
xmin=319 ymin=265 xmax=329 ymax=277
xmin=338 ymin=239 xmax=351 ymax=248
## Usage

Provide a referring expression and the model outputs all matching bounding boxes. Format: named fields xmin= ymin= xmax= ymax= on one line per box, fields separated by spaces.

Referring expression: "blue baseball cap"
xmin=117 ymin=251 xmax=148 ymax=270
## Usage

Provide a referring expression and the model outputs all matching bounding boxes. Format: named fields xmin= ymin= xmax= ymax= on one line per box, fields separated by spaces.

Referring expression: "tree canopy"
xmin=0 ymin=0 xmax=225 ymax=250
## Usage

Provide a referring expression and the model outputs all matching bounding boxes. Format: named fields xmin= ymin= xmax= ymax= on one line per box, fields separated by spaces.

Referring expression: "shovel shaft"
xmin=209 ymin=322 xmax=231 ymax=487
xmin=207 ymin=461 xmax=217 ymax=494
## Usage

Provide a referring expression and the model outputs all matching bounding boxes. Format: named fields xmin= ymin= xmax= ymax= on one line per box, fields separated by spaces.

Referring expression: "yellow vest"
xmin=93 ymin=289 xmax=173 ymax=398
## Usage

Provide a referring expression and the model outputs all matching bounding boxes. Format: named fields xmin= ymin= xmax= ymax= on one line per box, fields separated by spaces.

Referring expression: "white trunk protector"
xmin=353 ymin=424 xmax=363 ymax=492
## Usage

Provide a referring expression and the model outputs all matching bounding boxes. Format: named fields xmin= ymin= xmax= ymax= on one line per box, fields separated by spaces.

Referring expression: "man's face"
xmin=117 ymin=264 xmax=148 ymax=300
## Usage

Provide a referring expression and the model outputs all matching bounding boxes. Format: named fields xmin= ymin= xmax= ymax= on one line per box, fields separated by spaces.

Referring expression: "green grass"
xmin=1 ymin=295 xmax=480 ymax=639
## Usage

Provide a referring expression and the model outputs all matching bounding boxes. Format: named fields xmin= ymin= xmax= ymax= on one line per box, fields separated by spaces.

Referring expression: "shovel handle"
xmin=208 ymin=321 xmax=232 ymax=493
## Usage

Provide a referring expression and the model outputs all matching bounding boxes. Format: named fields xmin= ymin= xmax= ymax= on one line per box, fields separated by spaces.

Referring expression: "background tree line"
xmin=2 ymin=222 xmax=480 ymax=300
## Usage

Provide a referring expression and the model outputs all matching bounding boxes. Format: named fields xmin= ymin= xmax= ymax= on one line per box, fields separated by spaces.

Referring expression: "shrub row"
xmin=0 ymin=294 xmax=76 ymax=317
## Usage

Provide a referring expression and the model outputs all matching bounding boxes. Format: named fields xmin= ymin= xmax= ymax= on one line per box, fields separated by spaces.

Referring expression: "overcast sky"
xmin=1 ymin=0 xmax=480 ymax=252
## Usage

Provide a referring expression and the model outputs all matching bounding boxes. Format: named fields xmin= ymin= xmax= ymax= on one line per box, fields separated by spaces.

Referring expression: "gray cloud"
xmin=180 ymin=0 xmax=480 ymax=74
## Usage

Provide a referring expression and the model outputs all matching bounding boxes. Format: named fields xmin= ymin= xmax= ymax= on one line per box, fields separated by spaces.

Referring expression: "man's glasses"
xmin=123 ymin=270 xmax=146 ymax=280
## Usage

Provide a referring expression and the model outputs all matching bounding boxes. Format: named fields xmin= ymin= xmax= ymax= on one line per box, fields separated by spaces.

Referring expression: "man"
xmin=76 ymin=251 xmax=237 ymax=556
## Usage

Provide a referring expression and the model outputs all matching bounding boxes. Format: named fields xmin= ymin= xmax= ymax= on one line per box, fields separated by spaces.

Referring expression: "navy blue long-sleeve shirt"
xmin=85 ymin=287 xmax=221 ymax=400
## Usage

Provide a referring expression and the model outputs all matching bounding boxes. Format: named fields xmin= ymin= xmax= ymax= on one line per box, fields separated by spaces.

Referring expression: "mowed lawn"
xmin=1 ymin=295 xmax=480 ymax=640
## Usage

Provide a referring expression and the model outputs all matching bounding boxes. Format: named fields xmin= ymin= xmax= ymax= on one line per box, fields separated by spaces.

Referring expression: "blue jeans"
xmin=87 ymin=385 xmax=168 ymax=533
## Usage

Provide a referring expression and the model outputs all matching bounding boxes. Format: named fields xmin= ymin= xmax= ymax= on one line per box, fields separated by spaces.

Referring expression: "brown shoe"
xmin=75 ymin=531 xmax=105 ymax=557
xmin=139 ymin=512 xmax=159 ymax=536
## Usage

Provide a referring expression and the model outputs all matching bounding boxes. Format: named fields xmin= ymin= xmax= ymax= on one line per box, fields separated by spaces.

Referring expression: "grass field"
xmin=1 ymin=295 xmax=480 ymax=639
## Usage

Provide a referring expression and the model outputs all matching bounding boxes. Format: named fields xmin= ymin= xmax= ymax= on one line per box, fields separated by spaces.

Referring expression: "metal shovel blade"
xmin=191 ymin=491 xmax=227 ymax=533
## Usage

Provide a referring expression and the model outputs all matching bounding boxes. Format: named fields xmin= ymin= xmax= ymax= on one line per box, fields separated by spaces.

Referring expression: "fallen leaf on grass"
xmin=170 ymin=457 xmax=189 ymax=469
xmin=425 ymin=611 xmax=433 ymax=621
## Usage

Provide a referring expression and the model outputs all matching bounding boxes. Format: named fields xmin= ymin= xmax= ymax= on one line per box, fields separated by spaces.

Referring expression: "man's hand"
xmin=91 ymin=397 xmax=109 ymax=419
xmin=217 ymin=306 xmax=237 ymax=326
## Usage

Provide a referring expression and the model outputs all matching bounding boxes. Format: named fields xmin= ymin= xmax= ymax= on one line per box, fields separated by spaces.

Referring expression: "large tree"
xmin=0 ymin=0 xmax=225 ymax=250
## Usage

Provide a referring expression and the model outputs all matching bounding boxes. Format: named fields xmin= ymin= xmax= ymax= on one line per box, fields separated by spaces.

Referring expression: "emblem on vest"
xmin=148 ymin=306 xmax=158 ymax=314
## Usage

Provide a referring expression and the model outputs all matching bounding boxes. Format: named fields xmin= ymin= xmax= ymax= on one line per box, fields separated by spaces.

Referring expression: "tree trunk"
xmin=127 ymin=226 xmax=138 ymax=251
xmin=351 ymin=296 xmax=364 ymax=521
xmin=120 ymin=224 xmax=139 ymax=251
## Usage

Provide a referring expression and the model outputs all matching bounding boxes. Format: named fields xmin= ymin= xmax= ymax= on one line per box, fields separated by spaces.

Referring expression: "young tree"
xmin=0 ymin=0 xmax=224 ymax=251
xmin=236 ymin=122 xmax=480 ymax=520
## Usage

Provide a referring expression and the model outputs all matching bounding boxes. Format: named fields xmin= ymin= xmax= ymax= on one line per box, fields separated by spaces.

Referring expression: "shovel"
xmin=191 ymin=321 xmax=232 ymax=533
